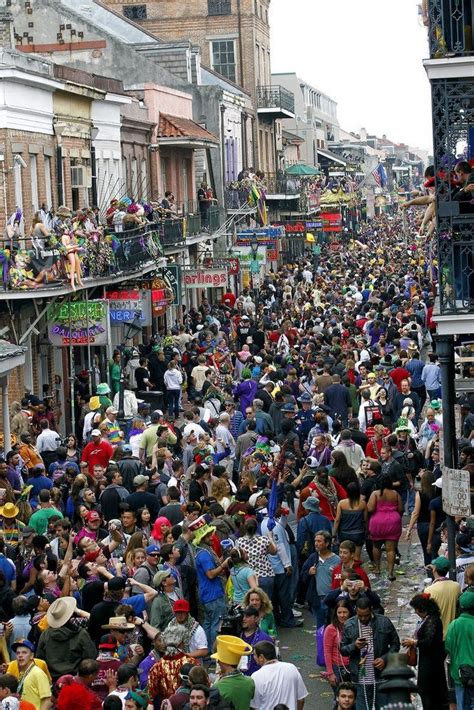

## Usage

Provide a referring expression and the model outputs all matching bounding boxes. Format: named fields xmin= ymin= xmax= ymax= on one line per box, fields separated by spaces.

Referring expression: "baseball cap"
xmin=106 ymin=406 xmax=118 ymax=415
xmin=431 ymin=556 xmax=450 ymax=574
xmin=146 ymin=544 xmax=161 ymax=555
xmin=98 ymin=633 xmax=118 ymax=650
xmin=173 ymin=599 xmax=190 ymax=613
xmin=85 ymin=510 xmax=101 ymax=522
xmin=133 ymin=474 xmax=149 ymax=487
xmin=11 ymin=639 xmax=35 ymax=653
xmin=20 ymin=526 xmax=36 ymax=538
xmin=91 ymin=429 xmax=101 ymax=437
xmin=242 ymin=605 xmax=260 ymax=617
xmin=107 ymin=576 xmax=126 ymax=591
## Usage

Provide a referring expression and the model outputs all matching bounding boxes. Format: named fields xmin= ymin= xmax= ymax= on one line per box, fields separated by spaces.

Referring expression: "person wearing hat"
xmin=95 ymin=383 xmax=113 ymax=413
xmin=90 ymin=634 xmax=121 ymax=701
xmin=191 ymin=516 xmax=228 ymax=654
xmin=103 ymin=407 xmax=121 ymax=448
xmin=81 ymin=430 xmax=114 ymax=473
xmin=212 ymin=635 xmax=255 ymax=710
xmin=100 ymin=616 xmax=137 ymax=662
xmin=82 ymin=396 xmax=102 ymax=441
xmin=149 ymin=569 xmax=181 ymax=631
xmin=10 ymin=639 xmax=51 ymax=710
xmin=164 ymin=599 xmax=208 ymax=660
xmin=295 ymin=393 xmax=316 ymax=447
xmin=239 ymin=607 xmax=274 ymax=676
xmin=0 ymin=503 xmax=24 ymax=549
xmin=424 ymin=557 xmax=461 ymax=637
xmin=296 ymin=496 xmax=332 ymax=558
xmin=36 ymin=597 xmax=96 ymax=681
xmin=148 ymin=626 xmax=198 ymax=704
xmin=445 ymin=590 xmax=474 ymax=710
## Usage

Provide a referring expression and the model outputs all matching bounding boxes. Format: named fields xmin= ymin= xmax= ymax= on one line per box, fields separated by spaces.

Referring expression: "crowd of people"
xmin=0 ymin=210 xmax=473 ymax=710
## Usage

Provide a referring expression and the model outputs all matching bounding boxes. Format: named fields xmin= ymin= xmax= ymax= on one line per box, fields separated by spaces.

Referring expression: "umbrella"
xmin=285 ymin=163 xmax=321 ymax=176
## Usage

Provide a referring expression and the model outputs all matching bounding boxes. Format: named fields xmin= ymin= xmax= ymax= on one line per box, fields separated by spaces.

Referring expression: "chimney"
xmin=360 ymin=127 xmax=367 ymax=142
xmin=0 ymin=8 xmax=14 ymax=49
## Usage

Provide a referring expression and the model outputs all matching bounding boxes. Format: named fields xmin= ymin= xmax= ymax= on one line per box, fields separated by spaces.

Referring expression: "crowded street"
xmin=0 ymin=1 xmax=473 ymax=709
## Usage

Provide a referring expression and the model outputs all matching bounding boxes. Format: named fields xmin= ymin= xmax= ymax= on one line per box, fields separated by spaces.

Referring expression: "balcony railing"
xmin=264 ymin=173 xmax=301 ymax=196
xmin=208 ymin=0 xmax=231 ymax=15
xmin=428 ymin=0 xmax=474 ymax=57
xmin=257 ymin=85 xmax=295 ymax=117
xmin=438 ymin=219 xmax=474 ymax=314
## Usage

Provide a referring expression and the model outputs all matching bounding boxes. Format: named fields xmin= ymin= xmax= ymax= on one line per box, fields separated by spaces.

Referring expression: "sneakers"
xmin=292 ymin=608 xmax=303 ymax=618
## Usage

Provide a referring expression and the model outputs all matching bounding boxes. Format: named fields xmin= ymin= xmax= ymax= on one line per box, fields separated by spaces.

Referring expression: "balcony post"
xmin=435 ymin=333 xmax=457 ymax=580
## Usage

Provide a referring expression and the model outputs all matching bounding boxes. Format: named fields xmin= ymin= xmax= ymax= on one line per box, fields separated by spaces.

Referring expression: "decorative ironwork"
xmin=428 ymin=0 xmax=473 ymax=57
xmin=208 ymin=0 xmax=231 ymax=16
xmin=256 ymin=85 xmax=295 ymax=116
xmin=123 ymin=5 xmax=147 ymax=21
xmin=431 ymin=78 xmax=474 ymax=314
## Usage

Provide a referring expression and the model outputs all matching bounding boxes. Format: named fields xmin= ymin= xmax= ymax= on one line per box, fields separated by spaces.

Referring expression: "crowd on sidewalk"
xmin=0 ymin=211 xmax=472 ymax=710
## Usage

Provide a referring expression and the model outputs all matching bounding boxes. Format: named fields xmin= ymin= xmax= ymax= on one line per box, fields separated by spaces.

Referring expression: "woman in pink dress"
xmin=367 ymin=473 xmax=403 ymax=581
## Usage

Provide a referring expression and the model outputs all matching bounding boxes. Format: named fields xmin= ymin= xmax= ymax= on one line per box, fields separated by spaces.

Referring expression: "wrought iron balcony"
xmin=208 ymin=0 xmax=231 ymax=15
xmin=264 ymin=173 xmax=301 ymax=197
xmin=428 ymin=0 xmax=474 ymax=57
xmin=257 ymin=85 xmax=295 ymax=119
xmin=438 ymin=219 xmax=474 ymax=314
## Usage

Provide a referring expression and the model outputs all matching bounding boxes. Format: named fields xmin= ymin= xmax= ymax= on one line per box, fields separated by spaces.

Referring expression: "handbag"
xmin=459 ymin=665 xmax=474 ymax=687
xmin=316 ymin=625 xmax=326 ymax=667
xmin=406 ymin=646 xmax=417 ymax=667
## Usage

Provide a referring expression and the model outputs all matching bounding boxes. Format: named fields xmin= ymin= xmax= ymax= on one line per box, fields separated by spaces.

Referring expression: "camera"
xmin=220 ymin=604 xmax=243 ymax=636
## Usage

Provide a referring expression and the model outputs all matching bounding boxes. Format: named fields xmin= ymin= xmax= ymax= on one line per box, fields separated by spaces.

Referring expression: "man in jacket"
xmin=36 ymin=596 xmax=96 ymax=681
xmin=445 ymin=590 xmax=474 ymax=710
xmin=340 ymin=597 xmax=400 ymax=710
xmin=99 ymin=469 xmax=129 ymax=521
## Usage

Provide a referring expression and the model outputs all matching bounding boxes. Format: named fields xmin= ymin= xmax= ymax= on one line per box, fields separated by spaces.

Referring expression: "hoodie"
xmin=36 ymin=623 xmax=97 ymax=680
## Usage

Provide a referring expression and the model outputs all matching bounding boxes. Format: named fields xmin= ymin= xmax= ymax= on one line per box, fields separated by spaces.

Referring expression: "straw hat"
xmin=0 ymin=502 xmax=19 ymax=518
xmin=211 ymin=635 xmax=253 ymax=665
xmin=47 ymin=596 xmax=77 ymax=629
xmin=101 ymin=615 xmax=135 ymax=631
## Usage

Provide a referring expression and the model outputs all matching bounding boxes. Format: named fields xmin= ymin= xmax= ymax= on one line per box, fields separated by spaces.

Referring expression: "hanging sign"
xmin=442 ymin=467 xmax=472 ymax=517
xmin=160 ymin=265 xmax=182 ymax=306
xmin=48 ymin=300 xmax=108 ymax=346
xmin=183 ymin=269 xmax=228 ymax=288
xmin=106 ymin=290 xmax=151 ymax=326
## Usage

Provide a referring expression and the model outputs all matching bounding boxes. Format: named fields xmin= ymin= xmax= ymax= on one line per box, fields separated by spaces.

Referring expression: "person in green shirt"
xmin=29 ymin=490 xmax=63 ymax=535
xmin=109 ymin=351 xmax=121 ymax=397
xmin=445 ymin=590 xmax=474 ymax=710
xmin=212 ymin=635 xmax=255 ymax=710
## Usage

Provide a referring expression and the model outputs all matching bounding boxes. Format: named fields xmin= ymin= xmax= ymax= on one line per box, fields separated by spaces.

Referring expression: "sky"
xmin=270 ymin=0 xmax=433 ymax=152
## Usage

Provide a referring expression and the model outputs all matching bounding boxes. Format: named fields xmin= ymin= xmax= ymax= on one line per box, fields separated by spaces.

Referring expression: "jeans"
xmin=417 ymin=521 xmax=432 ymax=566
xmin=427 ymin=387 xmax=442 ymax=401
xmin=400 ymin=487 xmax=415 ymax=514
xmin=455 ymin=684 xmax=474 ymax=710
xmin=355 ymin=682 xmax=380 ymax=710
xmin=258 ymin=575 xmax=274 ymax=600
xmin=289 ymin=543 xmax=299 ymax=605
xmin=166 ymin=389 xmax=180 ymax=418
xmin=273 ymin=572 xmax=296 ymax=626
xmin=315 ymin=597 xmax=329 ymax=629
xmin=202 ymin=595 xmax=227 ymax=655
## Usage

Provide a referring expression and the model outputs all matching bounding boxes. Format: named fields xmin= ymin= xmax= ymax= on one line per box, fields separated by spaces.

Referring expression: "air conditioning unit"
xmin=71 ymin=165 xmax=92 ymax=189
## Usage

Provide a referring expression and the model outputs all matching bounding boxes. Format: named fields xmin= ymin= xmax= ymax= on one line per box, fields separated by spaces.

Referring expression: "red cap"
xmin=173 ymin=599 xmax=190 ymax=613
xmin=85 ymin=510 xmax=101 ymax=522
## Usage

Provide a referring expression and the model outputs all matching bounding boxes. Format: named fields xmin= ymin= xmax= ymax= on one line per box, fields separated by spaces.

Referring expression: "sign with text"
xmin=442 ymin=467 xmax=472 ymax=517
xmin=160 ymin=265 xmax=182 ymax=306
xmin=184 ymin=269 xmax=228 ymax=289
xmin=203 ymin=257 xmax=240 ymax=275
xmin=284 ymin=221 xmax=306 ymax=237
xmin=106 ymin=289 xmax=151 ymax=326
xmin=48 ymin=300 xmax=108 ymax=346
xmin=322 ymin=211 xmax=342 ymax=233
xmin=232 ymin=245 xmax=267 ymax=269
xmin=151 ymin=278 xmax=174 ymax=316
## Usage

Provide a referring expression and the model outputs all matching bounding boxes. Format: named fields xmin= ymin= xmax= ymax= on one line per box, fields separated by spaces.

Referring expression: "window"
xmin=211 ymin=40 xmax=236 ymax=82
xmin=208 ymin=0 xmax=231 ymax=15
xmin=13 ymin=161 xmax=23 ymax=214
xmin=131 ymin=158 xmax=138 ymax=197
xmin=30 ymin=154 xmax=38 ymax=212
xmin=123 ymin=5 xmax=147 ymax=20
xmin=44 ymin=156 xmax=52 ymax=209
xmin=256 ymin=42 xmax=260 ymax=83
xmin=141 ymin=159 xmax=148 ymax=201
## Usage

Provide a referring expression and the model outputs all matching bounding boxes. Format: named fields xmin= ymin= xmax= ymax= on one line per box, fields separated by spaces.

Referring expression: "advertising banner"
xmin=106 ymin=290 xmax=151 ymax=326
xmin=184 ymin=269 xmax=228 ymax=288
xmin=48 ymin=300 xmax=108 ymax=346
xmin=232 ymin=246 xmax=267 ymax=269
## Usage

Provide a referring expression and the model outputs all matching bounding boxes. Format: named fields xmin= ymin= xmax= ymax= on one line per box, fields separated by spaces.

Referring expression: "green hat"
xmin=241 ymin=368 xmax=252 ymax=380
xmin=395 ymin=417 xmax=411 ymax=433
xmin=459 ymin=590 xmax=474 ymax=611
xmin=431 ymin=556 xmax=450 ymax=574
xmin=152 ymin=344 xmax=161 ymax=352
xmin=430 ymin=399 xmax=441 ymax=410
xmin=96 ymin=383 xmax=110 ymax=395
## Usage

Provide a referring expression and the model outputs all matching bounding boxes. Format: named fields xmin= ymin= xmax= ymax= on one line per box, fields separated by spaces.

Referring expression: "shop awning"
xmin=152 ymin=114 xmax=219 ymax=149
xmin=317 ymin=148 xmax=347 ymax=166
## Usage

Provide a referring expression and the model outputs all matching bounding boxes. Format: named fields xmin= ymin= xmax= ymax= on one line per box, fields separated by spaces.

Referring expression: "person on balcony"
xmin=161 ymin=192 xmax=177 ymax=219
xmin=197 ymin=183 xmax=211 ymax=228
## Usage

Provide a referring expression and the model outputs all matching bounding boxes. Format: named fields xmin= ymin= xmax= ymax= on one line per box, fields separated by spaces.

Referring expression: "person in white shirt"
xmin=251 ymin=640 xmax=308 ymax=710
xmin=163 ymin=361 xmax=183 ymax=419
xmin=215 ymin=413 xmax=236 ymax=475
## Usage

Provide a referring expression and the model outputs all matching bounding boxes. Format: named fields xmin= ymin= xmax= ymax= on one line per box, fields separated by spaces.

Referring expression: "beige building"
xmin=102 ymin=0 xmax=294 ymax=175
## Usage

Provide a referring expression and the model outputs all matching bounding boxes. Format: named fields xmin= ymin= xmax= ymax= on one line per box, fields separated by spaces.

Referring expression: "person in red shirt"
xmin=91 ymin=635 xmax=121 ymax=701
xmin=331 ymin=539 xmax=371 ymax=589
xmin=81 ymin=430 xmax=113 ymax=471
xmin=389 ymin=364 xmax=410 ymax=392
xmin=221 ymin=293 xmax=236 ymax=308
xmin=297 ymin=468 xmax=347 ymax=521
xmin=56 ymin=659 xmax=103 ymax=710
xmin=365 ymin=422 xmax=390 ymax=458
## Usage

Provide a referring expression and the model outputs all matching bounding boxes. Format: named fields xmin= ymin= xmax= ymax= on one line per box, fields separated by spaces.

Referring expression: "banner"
xmin=321 ymin=211 xmax=342 ymax=233
xmin=232 ymin=246 xmax=267 ymax=269
xmin=160 ymin=265 xmax=182 ymax=306
xmin=284 ymin=221 xmax=306 ymax=237
xmin=48 ymin=300 xmax=108 ymax=346
xmin=151 ymin=278 xmax=174 ymax=316
xmin=184 ymin=269 xmax=228 ymax=288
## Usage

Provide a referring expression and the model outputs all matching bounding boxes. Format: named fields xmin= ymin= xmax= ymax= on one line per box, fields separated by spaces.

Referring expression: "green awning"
xmin=285 ymin=163 xmax=321 ymax=176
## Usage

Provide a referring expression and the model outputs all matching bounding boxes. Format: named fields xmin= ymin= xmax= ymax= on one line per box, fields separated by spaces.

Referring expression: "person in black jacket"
xmin=99 ymin=469 xmax=129 ymax=522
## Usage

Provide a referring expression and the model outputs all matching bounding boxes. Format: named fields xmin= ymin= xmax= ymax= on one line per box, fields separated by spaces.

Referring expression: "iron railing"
xmin=208 ymin=0 xmax=231 ymax=15
xmin=431 ymin=77 xmax=474 ymax=314
xmin=428 ymin=0 xmax=474 ymax=57
xmin=257 ymin=85 xmax=295 ymax=115
xmin=264 ymin=173 xmax=301 ymax=196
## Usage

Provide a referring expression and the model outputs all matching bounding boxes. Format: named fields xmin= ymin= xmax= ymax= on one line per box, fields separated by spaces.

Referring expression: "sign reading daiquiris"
xmin=48 ymin=300 xmax=108 ymax=346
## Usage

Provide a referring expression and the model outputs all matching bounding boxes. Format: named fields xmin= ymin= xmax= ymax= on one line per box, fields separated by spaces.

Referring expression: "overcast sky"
xmin=270 ymin=0 xmax=432 ymax=152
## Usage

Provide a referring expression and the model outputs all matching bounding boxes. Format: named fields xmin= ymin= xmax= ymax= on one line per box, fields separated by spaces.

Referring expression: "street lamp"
xmin=250 ymin=239 xmax=259 ymax=305
xmin=117 ymin=310 xmax=142 ymax=422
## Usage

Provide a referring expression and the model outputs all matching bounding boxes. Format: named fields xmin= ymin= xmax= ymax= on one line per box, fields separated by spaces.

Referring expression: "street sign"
xmin=442 ymin=467 xmax=472 ymax=517
xmin=161 ymin=265 xmax=182 ymax=306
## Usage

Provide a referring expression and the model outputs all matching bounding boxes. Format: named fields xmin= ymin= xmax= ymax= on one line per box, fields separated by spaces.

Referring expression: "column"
xmin=2 ymin=378 xmax=10 ymax=452
xmin=436 ymin=333 xmax=457 ymax=578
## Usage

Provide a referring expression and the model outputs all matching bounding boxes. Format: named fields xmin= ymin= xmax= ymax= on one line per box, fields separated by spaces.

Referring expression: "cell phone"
xmin=357 ymin=638 xmax=367 ymax=645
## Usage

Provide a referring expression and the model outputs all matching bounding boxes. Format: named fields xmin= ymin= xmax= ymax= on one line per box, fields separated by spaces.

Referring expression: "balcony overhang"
xmin=423 ymin=56 xmax=474 ymax=80
xmin=151 ymin=138 xmax=218 ymax=150
xmin=265 ymin=192 xmax=300 ymax=200
xmin=257 ymin=106 xmax=295 ymax=120
xmin=434 ymin=297 xmax=474 ymax=336
xmin=153 ymin=113 xmax=219 ymax=151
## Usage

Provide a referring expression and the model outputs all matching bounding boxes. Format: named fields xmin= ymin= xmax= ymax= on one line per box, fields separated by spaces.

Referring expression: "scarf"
xmin=316 ymin=477 xmax=339 ymax=517
xmin=167 ymin=616 xmax=199 ymax=652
